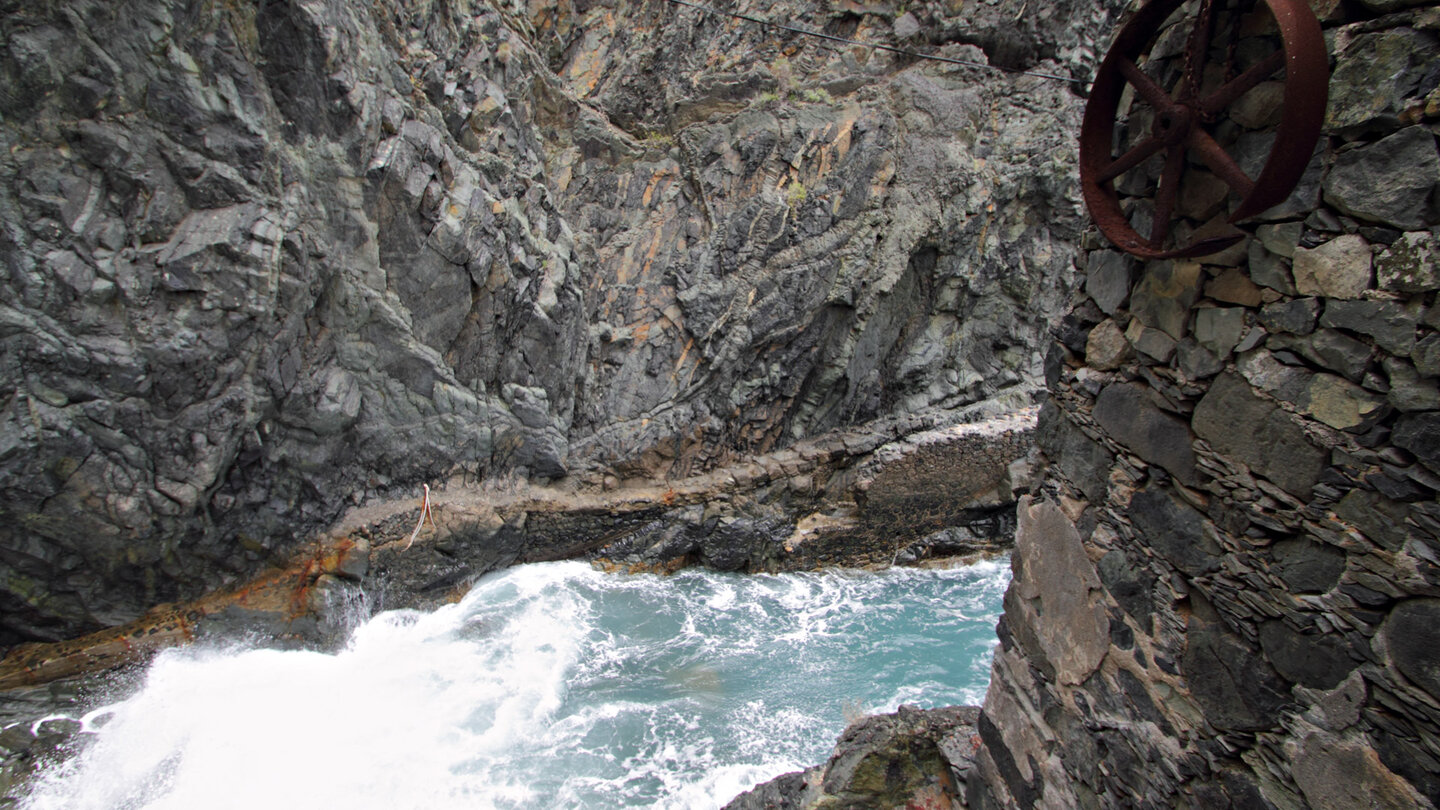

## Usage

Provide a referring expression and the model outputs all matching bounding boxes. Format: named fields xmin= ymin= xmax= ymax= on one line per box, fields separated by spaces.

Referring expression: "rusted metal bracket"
xmin=1080 ymin=0 xmax=1329 ymax=259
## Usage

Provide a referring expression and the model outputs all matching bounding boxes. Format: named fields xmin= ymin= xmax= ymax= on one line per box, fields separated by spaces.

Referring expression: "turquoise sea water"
xmin=21 ymin=558 xmax=1009 ymax=810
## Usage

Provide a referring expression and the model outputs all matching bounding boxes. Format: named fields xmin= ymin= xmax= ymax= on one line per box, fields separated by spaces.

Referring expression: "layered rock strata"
xmin=0 ymin=405 xmax=1032 ymax=690
xmin=0 ymin=0 xmax=1096 ymax=648
xmin=968 ymin=2 xmax=1440 ymax=808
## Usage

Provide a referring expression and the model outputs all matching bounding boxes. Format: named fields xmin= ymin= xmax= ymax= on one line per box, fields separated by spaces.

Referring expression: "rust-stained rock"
xmin=0 ymin=539 xmax=368 ymax=691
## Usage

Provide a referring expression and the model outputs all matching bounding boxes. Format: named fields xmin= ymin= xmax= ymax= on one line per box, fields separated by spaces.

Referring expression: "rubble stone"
xmin=1292 ymin=234 xmax=1373 ymax=299
xmin=1324 ymin=127 xmax=1440 ymax=230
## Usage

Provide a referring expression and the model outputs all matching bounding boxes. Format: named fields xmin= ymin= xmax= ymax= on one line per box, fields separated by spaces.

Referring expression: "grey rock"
xmin=1237 ymin=349 xmax=1384 ymax=431
xmin=892 ymin=12 xmax=922 ymax=39
xmin=1414 ymin=334 xmax=1440 ymax=378
xmin=1368 ymin=468 xmax=1432 ymax=503
xmin=1194 ymin=306 xmax=1246 ymax=358
xmin=1254 ymin=138 xmax=1328 ymax=222
xmin=1326 ymin=30 xmax=1440 ymax=136
xmin=1336 ymin=489 xmax=1410 ymax=550
xmin=1376 ymin=230 xmax=1440 ymax=293
xmin=1176 ymin=338 xmax=1224 ymax=380
xmin=1371 ymin=730 xmax=1440 ymax=809
xmin=1097 ymin=547 xmax=1155 ymax=629
xmin=0 ymin=0 xmax=1090 ymax=644
xmin=1130 ymin=260 xmax=1202 ymax=339
xmin=728 ymin=705 xmax=978 ymax=810
xmin=1183 ymin=617 xmax=1291 ymax=732
xmin=1258 ymin=221 xmax=1303 ymax=259
xmin=1384 ymin=599 xmax=1440 ymax=702
xmin=698 ymin=519 xmax=780 ymax=572
xmin=1259 ymin=620 xmax=1360 ymax=689
xmin=1086 ymin=250 xmax=1135 ymax=316
xmin=1267 ymin=329 xmax=1373 ymax=383
xmin=1013 ymin=497 xmax=1110 ymax=685
xmin=1036 ymin=400 xmax=1113 ymax=503
xmin=1384 ymin=357 xmax=1440 ymax=412
xmin=1230 ymin=81 xmax=1286 ymax=130
xmin=1247 ymin=239 xmax=1297 ymax=294
xmin=1127 ymin=487 xmax=1219 ymax=578
xmin=1192 ymin=372 xmax=1327 ymax=497
xmin=1092 ymin=383 xmax=1199 ymax=486
xmin=1258 ymin=298 xmax=1321 ymax=336
xmin=1235 ymin=323 xmax=1268 ymax=354
xmin=1324 ymin=127 xmax=1440 ymax=230
xmin=1085 ymin=318 xmax=1131 ymax=371
xmin=1125 ymin=319 xmax=1178 ymax=363
xmin=1292 ymin=731 xmax=1434 ymax=810
xmin=1292 ymin=234 xmax=1372 ymax=299
xmin=820 ymin=705 xmax=972 ymax=806
xmin=1272 ymin=538 xmax=1345 ymax=593
xmin=1393 ymin=412 xmax=1440 ymax=474
xmin=1321 ymin=299 xmax=1419 ymax=356
xmin=722 ymin=769 xmax=813 ymax=810
xmin=1238 ymin=349 xmax=1314 ymax=403
xmin=1303 ymin=672 xmax=1366 ymax=733
xmin=1178 ymin=168 xmax=1231 ymax=221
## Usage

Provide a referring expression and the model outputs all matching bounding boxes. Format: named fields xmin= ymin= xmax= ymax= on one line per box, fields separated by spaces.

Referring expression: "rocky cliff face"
xmin=969 ymin=2 xmax=1440 ymax=808
xmin=0 ymin=0 xmax=1103 ymax=647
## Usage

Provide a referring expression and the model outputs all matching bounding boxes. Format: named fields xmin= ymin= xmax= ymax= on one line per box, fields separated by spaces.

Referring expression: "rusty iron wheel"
xmin=1080 ymin=0 xmax=1329 ymax=260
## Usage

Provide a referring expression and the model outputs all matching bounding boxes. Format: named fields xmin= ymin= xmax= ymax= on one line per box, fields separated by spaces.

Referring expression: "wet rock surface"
xmin=0 ymin=404 xmax=1031 ymax=805
xmin=0 ymin=406 xmax=1032 ymax=687
xmin=724 ymin=705 xmax=980 ymax=810
xmin=0 ymin=0 xmax=1094 ymax=650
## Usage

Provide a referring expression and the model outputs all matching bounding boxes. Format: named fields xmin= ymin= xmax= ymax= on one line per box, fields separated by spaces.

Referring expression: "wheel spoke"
xmin=1187 ymin=127 xmax=1256 ymax=196
xmin=1118 ymin=57 xmax=1177 ymax=112
xmin=1150 ymin=146 xmax=1187 ymax=245
xmin=1099 ymin=135 xmax=1167 ymax=183
xmin=1200 ymin=51 xmax=1286 ymax=116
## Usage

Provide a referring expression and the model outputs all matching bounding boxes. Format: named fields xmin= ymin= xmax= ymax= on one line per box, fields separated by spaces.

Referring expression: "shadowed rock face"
xmin=0 ymin=0 xmax=1103 ymax=646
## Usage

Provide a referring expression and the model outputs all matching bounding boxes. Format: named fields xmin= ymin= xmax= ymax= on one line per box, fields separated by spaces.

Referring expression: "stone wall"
xmin=969 ymin=2 xmax=1440 ymax=808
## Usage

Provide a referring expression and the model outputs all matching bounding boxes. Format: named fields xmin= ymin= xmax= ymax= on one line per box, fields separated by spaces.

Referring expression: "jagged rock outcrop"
xmin=967 ymin=2 xmax=1440 ymax=808
xmin=724 ymin=705 xmax=981 ymax=810
xmin=0 ymin=0 xmax=1095 ymax=647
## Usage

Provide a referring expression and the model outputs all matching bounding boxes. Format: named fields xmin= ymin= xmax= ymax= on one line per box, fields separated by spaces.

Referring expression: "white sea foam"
xmin=21 ymin=558 xmax=1009 ymax=810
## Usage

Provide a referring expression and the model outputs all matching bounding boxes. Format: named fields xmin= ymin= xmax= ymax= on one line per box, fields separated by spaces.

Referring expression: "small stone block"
xmin=1292 ymin=234 xmax=1373 ymax=299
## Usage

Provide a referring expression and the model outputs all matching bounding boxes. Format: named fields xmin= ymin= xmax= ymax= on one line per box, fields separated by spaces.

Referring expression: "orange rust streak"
xmin=641 ymin=169 xmax=672 ymax=208
xmin=0 ymin=534 xmax=373 ymax=689
xmin=638 ymin=227 xmax=665 ymax=277
xmin=671 ymin=337 xmax=695 ymax=384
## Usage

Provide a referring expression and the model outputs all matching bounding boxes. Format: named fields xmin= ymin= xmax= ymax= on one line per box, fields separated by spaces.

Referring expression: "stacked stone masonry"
xmin=969 ymin=2 xmax=1440 ymax=808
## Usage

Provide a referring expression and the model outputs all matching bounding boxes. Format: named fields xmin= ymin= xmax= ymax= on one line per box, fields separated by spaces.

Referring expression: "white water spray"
xmin=21 ymin=559 xmax=1010 ymax=810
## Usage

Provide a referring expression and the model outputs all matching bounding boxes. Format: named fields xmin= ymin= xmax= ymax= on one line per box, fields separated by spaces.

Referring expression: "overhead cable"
xmin=663 ymin=0 xmax=1080 ymax=84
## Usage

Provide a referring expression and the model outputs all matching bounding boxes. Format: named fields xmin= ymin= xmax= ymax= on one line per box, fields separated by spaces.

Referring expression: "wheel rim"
xmin=1079 ymin=0 xmax=1329 ymax=260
